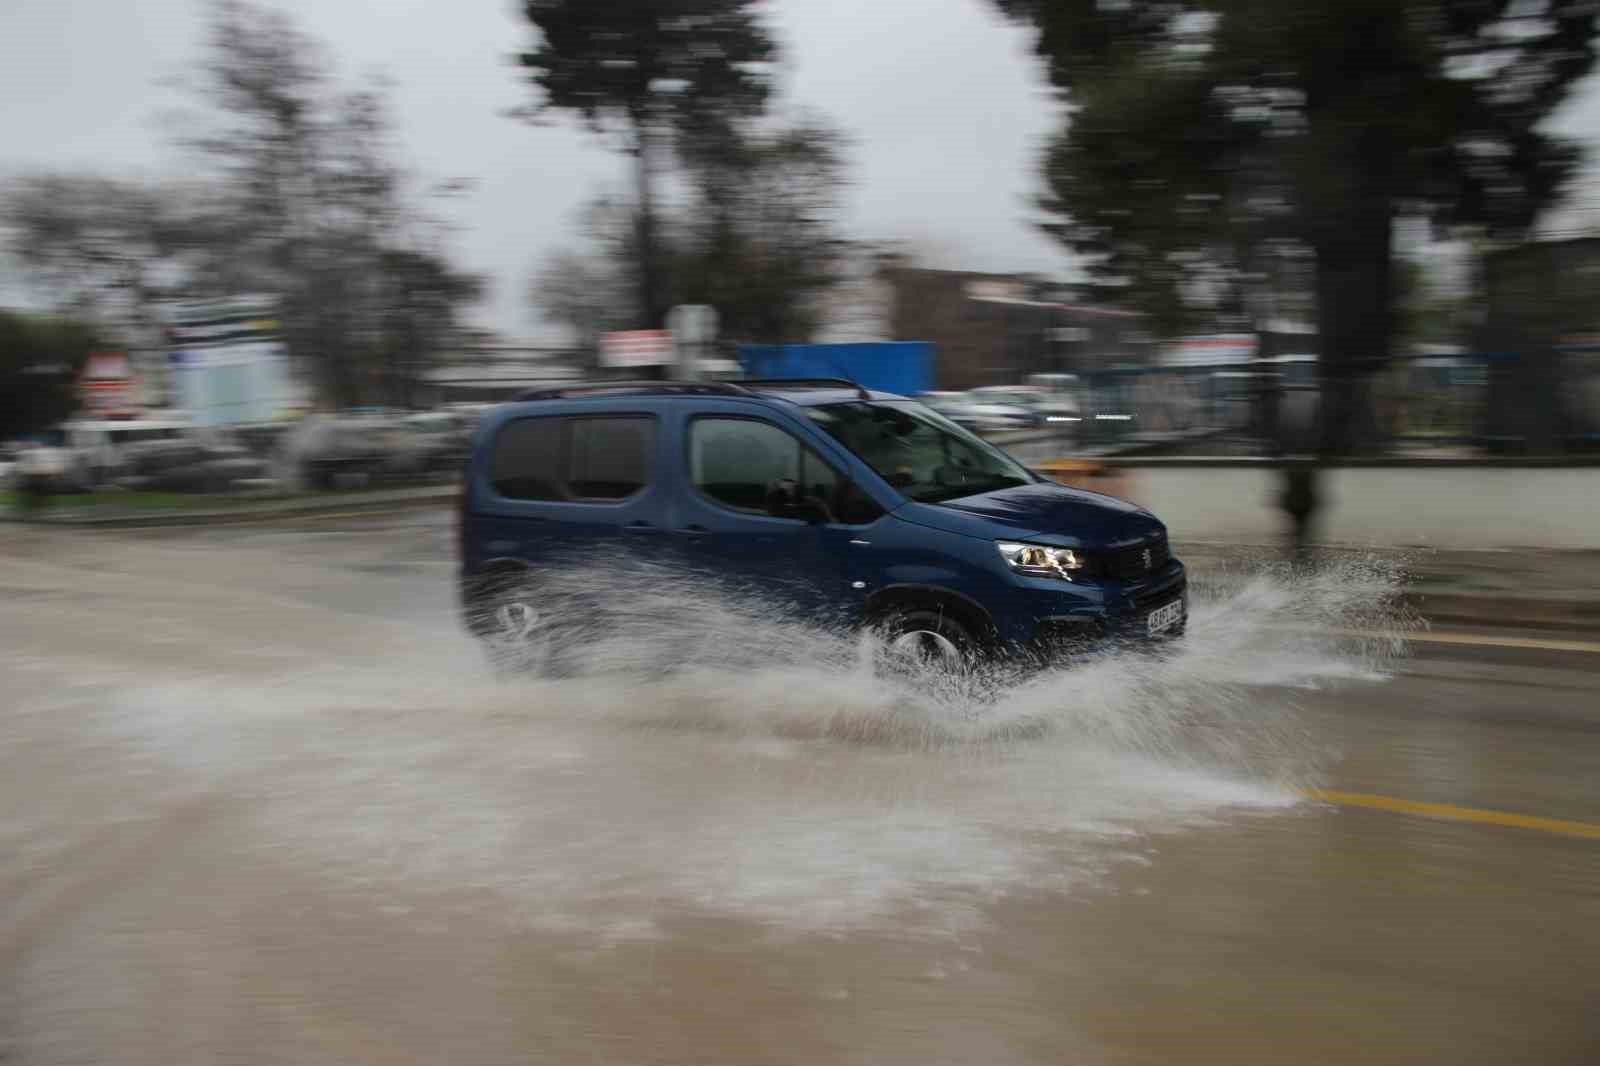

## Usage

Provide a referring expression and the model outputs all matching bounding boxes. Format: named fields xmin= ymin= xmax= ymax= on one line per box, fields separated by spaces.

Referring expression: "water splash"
xmin=467 ymin=552 xmax=1418 ymax=764
xmin=15 ymin=553 xmax=1414 ymax=939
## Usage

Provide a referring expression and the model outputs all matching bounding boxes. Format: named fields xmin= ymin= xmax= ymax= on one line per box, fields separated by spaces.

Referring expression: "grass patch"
xmin=3 ymin=490 xmax=231 ymax=512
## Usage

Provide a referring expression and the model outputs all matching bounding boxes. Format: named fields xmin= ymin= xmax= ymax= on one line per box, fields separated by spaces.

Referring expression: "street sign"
xmin=78 ymin=351 xmax=138 ymax=417
xmin=158 ymin=295 xmax=294 ymax=424
xmin=1161 ymin=333 xmax=1258 ymax=368
xmin=598 ymin=330 xmax=674 ymax=369
xmin=667 ymin=305 xmax=720 ymax=381
xmin=668 ymin=305 xmax=719 ymax=345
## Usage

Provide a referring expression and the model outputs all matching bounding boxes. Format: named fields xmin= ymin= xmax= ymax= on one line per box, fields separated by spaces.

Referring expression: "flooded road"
xmin=3 ymin=512 xmax=1597 ymax=1065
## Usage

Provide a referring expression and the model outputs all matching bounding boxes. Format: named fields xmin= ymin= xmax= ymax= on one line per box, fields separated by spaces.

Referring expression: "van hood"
xmin=892 ymin=481 xmax=1164 ymax=547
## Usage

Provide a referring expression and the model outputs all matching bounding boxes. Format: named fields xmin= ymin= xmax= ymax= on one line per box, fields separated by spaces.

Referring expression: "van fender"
xmin=861 ymin=583 xmax=1001 ymax=651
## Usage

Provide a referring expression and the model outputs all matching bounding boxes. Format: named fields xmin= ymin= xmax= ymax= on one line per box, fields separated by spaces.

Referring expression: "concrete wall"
xmin=1105 ymin=465 xmax=1600 ymax=549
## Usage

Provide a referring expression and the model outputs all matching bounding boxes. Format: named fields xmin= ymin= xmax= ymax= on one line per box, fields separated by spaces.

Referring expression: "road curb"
xmin=1 ymin=487 xmax=457 ymax=529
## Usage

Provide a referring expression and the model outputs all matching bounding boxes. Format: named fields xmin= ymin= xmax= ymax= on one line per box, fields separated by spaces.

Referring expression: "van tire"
xmin=875 ymin=608 xmax=976 ymax=669
xmin=476 ymin=576 xmax=552 ymax=676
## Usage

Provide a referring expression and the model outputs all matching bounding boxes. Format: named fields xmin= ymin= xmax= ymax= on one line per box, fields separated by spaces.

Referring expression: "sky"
xmin=3 ymin=0 xmax=1598 ymax=342
xmin=0 ymin=0 xmax=1067 ymax=342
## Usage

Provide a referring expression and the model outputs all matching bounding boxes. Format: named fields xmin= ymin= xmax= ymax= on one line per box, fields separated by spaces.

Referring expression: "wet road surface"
xmin=2 ymin=511 xmax=1597 ymax=1065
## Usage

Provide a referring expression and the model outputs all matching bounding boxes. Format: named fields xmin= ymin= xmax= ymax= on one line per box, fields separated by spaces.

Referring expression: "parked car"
xmin=281 ymin=410 xmax=479 ymax=490
xmin=943 ymin=390 xmax=1034 ymax=434
xmin=458 ymin=379 xmax=1185 ymax=673
xmin=281 ymin=415 xmax=391 ymax=490
xmin=12 ymin=438 xmax=84 ymax=499
xmin=62 ymin=418 xmax=193 ymax=487
xmin=232 ymin=422 xmax=296 ymax=463
xmin=966 ymin=386 xmax=1083 ymax=434
xmin=115 ymin=435 xmax=272 ymax=494
xmin=915 ymin=391 xmax=986 ymax=431
xmin=401 ymin=412 xmax=472 ymax=474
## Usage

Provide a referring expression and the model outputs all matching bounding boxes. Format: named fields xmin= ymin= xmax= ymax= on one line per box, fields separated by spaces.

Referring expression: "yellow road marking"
xmin=1300 ymin=788 xmax=1600 ymax=840
xmin=1336 ymin=628 xmax=1600 ymax=654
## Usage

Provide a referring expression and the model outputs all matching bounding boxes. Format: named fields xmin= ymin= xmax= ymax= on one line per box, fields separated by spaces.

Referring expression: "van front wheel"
xmin=875 ymin=608 xmax=976 ymax=670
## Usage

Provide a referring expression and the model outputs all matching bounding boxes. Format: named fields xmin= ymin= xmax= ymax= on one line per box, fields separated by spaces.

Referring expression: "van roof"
xmin=510 ymin=379 xmax=897 ymax=408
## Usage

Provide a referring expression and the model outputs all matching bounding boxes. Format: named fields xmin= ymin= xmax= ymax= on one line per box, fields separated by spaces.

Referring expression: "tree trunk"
xmin=632 ymin=131 xmax=664 ymax=333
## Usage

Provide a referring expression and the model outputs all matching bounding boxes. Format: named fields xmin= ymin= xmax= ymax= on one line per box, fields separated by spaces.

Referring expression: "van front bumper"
xmin=1008 ymin=560 xmax=1187 ymax=657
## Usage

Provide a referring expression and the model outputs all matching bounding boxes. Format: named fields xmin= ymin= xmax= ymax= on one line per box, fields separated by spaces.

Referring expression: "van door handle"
xmin=623 ymin=521 xmax=661 ymax=534
xmin=672 ymin=524 xmax=708 ymax=536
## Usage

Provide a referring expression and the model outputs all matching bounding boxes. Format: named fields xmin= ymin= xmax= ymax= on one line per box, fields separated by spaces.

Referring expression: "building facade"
xmin=883 ymin=268 xmax=1151 ymax=390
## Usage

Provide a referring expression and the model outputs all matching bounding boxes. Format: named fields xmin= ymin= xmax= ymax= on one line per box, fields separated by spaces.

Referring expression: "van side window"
xmin=690 ymin=418 xmax=798 ymax=512
xmin=568 ymin=417 xmax=652 ymax=499
xmin=797 ymin=448 xmax=838 ymax=510
xmin=689 ymin=416 xmax=880 ymax=523
xmin=489 ymin=415 xmax=655 ymax=502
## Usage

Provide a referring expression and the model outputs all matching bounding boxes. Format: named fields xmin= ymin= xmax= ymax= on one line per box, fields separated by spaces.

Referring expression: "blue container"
xmin=736 ymin=342 xmax=935 ymax=397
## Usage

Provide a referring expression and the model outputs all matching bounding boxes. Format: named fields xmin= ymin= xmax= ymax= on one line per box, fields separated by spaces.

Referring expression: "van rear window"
xmin=489 ymin=415 xmax=654 ymax=502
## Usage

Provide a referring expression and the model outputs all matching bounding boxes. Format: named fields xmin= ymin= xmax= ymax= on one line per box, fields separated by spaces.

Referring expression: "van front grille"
xmin=1097 ymin=536 xmax=1169 ymax=580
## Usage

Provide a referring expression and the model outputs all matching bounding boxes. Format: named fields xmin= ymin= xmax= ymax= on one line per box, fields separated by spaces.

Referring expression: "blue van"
xmin=458 ymin=380 xmax=1185 ymax=668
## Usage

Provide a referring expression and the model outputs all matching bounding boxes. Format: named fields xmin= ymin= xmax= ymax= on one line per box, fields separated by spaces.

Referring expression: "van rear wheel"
xmin=477 ymin=579 xmax=552 ymax=676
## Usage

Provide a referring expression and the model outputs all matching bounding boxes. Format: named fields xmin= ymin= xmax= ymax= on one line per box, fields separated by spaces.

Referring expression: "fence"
xmin=1024 ymin=347 xmax=1600 ymax=456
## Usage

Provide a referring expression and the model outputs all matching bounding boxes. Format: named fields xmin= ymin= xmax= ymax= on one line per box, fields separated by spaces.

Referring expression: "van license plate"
xmin=1146 ymin=600 xmax=1184 ymax=635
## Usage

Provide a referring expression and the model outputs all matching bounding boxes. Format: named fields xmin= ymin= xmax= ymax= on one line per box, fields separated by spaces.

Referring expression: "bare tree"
xmin=529 ymin=194 xmax=640 ymax=368
xmin=1 ymin=174 xmax=194 ymax=339
xmin=674 ymin=118 xmax=851 ymax=343
xmin=531 ymin=118 xmax=854 ymax=355
xmin=173 ymin=0 xmax=481 ymax=407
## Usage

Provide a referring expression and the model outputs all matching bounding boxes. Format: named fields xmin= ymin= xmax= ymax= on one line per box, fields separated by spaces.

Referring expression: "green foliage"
xmin=518 ymin=0 xmax=776 ymax=140
xmin=1394 ymin=256 xmax=1474 ymax=350
xmin=373 ymin=248 xmax=485 ymax=408
xmin=0 ymin=311 xmax=102 ymax=439
xmin=997 ymin=0 xmax=1595 ymax=341
xmin=517 ymin=1 xmax=779 ymax=328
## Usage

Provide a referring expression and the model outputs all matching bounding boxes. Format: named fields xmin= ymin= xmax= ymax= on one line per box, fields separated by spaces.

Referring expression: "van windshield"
xmin=804 ymin=401 xmax=1035 ymax=503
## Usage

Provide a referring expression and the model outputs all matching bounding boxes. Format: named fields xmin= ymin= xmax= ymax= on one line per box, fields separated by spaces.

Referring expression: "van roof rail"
xmin=512 ymin=380 xmax=751 ymax=402
xmin=737 ymin=378 xmax=871 ymax=400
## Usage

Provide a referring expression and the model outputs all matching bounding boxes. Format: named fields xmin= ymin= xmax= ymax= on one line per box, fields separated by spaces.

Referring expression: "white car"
xmin=13 ymin=440 xmax=81 ymax=492
xmin=915 ymin=391 xmax=986 ymax=430
xmin=62 ymin=418 xmax=193 ymax=487
xmin=966 ymin=386 xmax=1083 ymax=434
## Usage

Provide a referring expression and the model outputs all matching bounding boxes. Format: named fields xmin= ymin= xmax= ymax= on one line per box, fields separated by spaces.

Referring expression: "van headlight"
xmin=997 ymin=541 xmax=1084 ymax=580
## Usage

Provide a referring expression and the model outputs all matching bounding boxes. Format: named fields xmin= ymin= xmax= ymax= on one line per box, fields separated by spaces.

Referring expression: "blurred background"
xmin=3 ymin=0 xmax=1597 ymax=524
xmin=5 ymin=6 xmax=1600 ymax=1066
